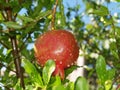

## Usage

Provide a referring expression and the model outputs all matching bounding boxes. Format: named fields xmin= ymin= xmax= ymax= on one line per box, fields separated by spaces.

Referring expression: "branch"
xmin=4 ymin=0 xmax=25 ymax=89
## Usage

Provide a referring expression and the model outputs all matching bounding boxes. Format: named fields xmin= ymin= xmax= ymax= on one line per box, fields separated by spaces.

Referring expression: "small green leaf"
xmin=42 ymin=60 xmax=55 ymax=85
xmin=96 ymin=55 xmax=107 ymax=84
xmin=86 ymin=24 xmax=93 ymax=30
xmin=74 ymin=77 xmax=89 ymax=90
xmin=105 ymin=80 xmax=112 ymax=90
xmin=3 ymin=21 xmax=22 ymax=29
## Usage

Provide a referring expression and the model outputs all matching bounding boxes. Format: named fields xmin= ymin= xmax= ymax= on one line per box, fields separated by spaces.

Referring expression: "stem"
xmin=51 ymin=0 xmax=59 ymax=30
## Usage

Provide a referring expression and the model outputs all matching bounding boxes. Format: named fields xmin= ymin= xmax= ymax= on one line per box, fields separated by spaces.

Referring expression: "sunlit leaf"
xmin=42 ymin=60 xmax=55 ymax=85
xmin=22 ymin=59 xmax=44 ymax=88
xmin=105 ymin=80 xmax=112 ymax=90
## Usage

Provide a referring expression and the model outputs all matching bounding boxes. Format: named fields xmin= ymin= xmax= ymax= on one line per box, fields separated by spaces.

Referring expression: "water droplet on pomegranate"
xmin=54 ymin=59 xmax=56 ymax=61
xmin=60 ymin=61 xmax=62 ymax=64
xmin=70 ymin=53 xmax=72 ymax=56
xmin=67 ymin=64 xmax=70 ymax=67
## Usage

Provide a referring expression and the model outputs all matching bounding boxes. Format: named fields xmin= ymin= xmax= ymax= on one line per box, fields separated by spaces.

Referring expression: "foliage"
xmin=0 ymin=0 xmax=120 ymax=90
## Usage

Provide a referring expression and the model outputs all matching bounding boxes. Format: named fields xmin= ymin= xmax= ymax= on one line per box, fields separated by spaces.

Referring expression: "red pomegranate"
xmin=34 ymin=30 xmax=79 ymax=79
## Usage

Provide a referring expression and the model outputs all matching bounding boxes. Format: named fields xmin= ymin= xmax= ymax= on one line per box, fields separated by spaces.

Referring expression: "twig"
xmin=0 ymin=62 xmax=16 ymax=73
xmin=0 ymin=83 xmax=11 ymax=90
xmin=0 ymin=40 xmax=9 ymax=49
xmin=51 ymin=0 xmax=59 ymax=30
xmin=19 ymin=32 xmax=31 ymax=52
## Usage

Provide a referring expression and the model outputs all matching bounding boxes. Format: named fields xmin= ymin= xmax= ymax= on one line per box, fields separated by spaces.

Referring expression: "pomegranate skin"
xmin=34 ymin=30 xmax=79 ymax=79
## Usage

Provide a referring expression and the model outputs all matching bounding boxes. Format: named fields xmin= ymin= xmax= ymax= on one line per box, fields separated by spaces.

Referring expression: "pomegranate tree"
xmin=34 ymin=30 xmax=79 ymax=79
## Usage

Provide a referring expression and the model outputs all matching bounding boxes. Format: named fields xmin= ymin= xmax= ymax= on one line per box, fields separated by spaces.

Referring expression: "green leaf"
xmin=93 ymin=6 xmax=109 ymax=16
xmin=42 ymin=60 xmax=55 ymax=85
xmin=0 ymin=12 xmax=4 ymax=20
xmin=111 ymin=50 xmax=119 ymax=60
xmin=22 ymin=59 xmax=44 ymax=88
xmin=18 ymin=15 xmax=34 ymax=23
xmin=14 ymin=79 xmax=22 ymax=90
xmin=66 ymin=82 xmax=74 ymax=90
xmin=74 ymin=77 xmax=89 ymax=90
xmin=116 ymin=0 xmax=120 ymax=2
xmin=52 ymin=85 xmax=66 ymax=90
xmin=3 ymin=21 xmax=22 ymax=29
xmin=107 ymin=68 xmax=116 ymax=80
xmin=96 ymin=55 xmax=107 ymax=84
xmin=25 ymin=85 xmax=34 ymax=90
xmin=49 ymin=76 xmax=61 ymax=88
xmin=65 ymin=65 xmax=79 ymax=77
xmin=35 ymin=10 xmax=52 ymax=21
xmin=104 ymin=80 xmax=112 ymax=90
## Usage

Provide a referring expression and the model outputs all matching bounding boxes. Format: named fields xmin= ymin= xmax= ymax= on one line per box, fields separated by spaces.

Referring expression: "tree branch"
xmin=4 ymin=0 xmax=25 ymax=89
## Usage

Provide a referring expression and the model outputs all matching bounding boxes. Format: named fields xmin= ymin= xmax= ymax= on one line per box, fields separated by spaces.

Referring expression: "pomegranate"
xmin=34 ymin=30 xmax=79 ymax=79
